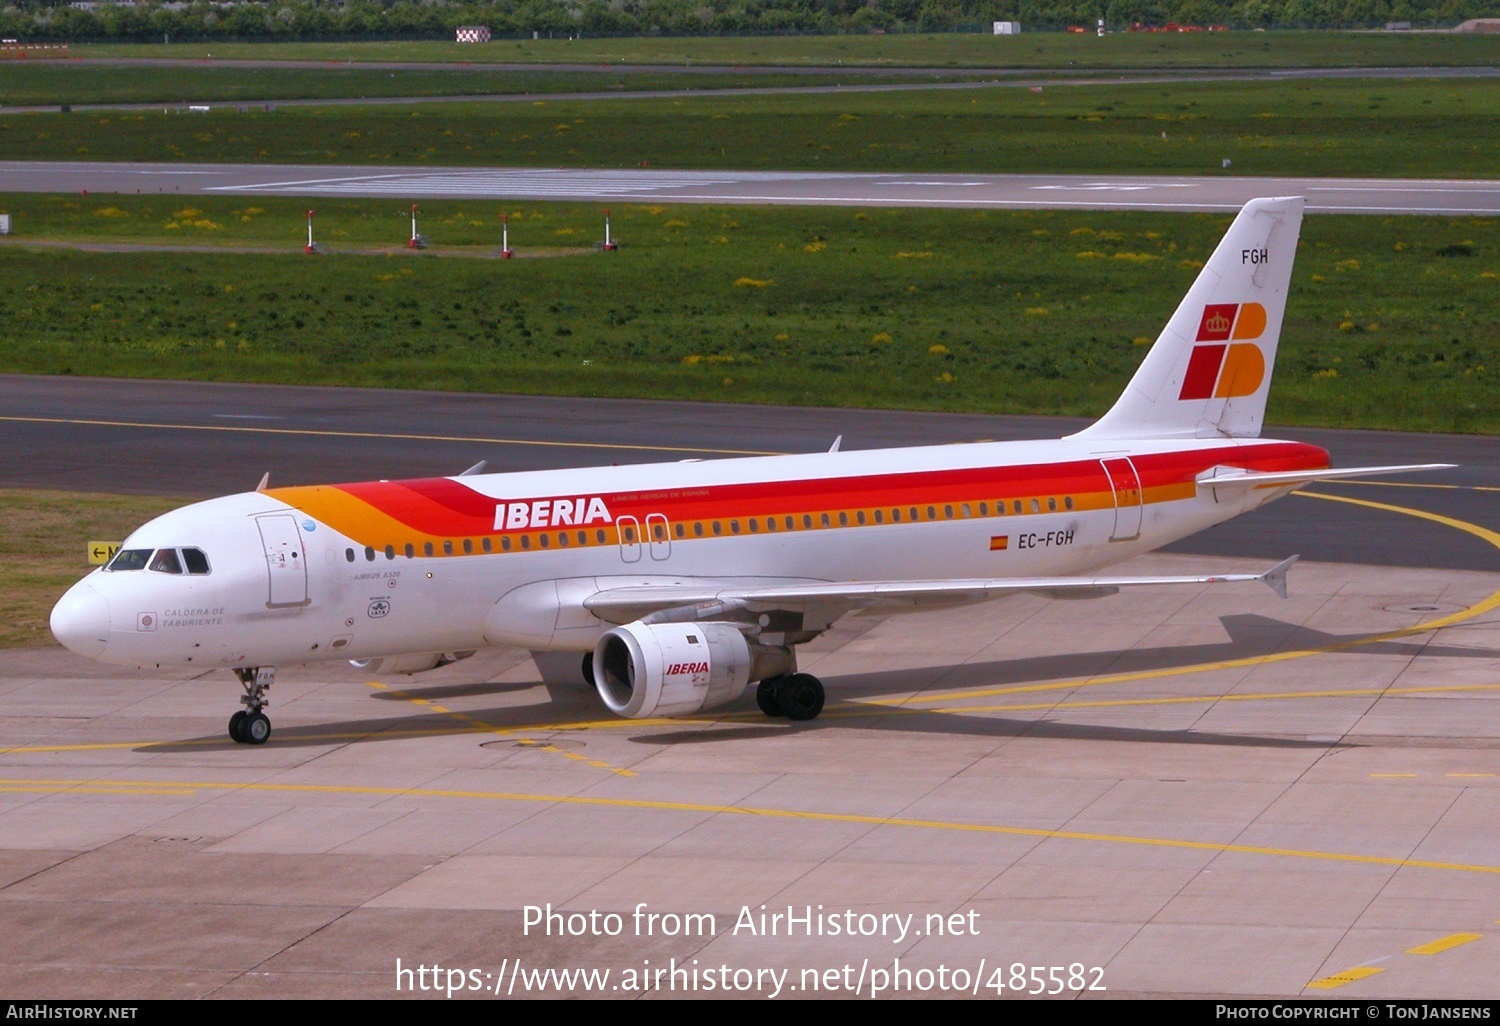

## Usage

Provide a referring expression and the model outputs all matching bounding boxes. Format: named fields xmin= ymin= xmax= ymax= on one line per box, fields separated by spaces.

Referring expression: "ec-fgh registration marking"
xmin=1016 ymin=529 xmax=1076 ymax=550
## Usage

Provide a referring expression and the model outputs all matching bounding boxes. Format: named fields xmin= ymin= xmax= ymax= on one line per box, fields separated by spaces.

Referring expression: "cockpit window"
xmin=149 ymin=549 xmax=183 ymax=574
xmin=105 ymin=549 xmax=152 ymax=572
xmin=182 ymin=548 xmax=211 ymax=574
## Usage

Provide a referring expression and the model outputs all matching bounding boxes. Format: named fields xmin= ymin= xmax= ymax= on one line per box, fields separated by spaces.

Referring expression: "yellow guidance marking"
xmin=1406 ymin=933 xmax=1482 ymax=955
xmin=1306 ymin=966 xmax=1384 ymax=989
xmin=3 ymin=776 xmax=1500 ymax=876
xmin=1322 ymin=480 xmax=1500 ymax=494
xmin=0 ymin=414 xmax=777 ymax=458
xmin=365 ymin=680 xmax=638 ymax=777
xmin=906 ymin=683 xmax=1500 ymax=717
xmin=875 ymin=490 xmax=1500 ymax=709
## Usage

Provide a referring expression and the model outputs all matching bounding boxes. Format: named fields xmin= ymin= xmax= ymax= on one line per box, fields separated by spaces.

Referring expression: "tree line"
xmin=2 ymin=0 xmax=1496 ymax=42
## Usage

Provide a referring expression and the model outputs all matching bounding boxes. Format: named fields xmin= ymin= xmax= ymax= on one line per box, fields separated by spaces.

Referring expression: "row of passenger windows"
xmin=105 ymin=547 xmax=212 ymax=575
xmin=342 ymin=495 xmax=1078 ymax=562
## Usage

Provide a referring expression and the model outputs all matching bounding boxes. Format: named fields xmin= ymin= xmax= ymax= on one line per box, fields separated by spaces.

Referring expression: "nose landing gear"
xmin=229 ymin=667 xmax=275 ymax=744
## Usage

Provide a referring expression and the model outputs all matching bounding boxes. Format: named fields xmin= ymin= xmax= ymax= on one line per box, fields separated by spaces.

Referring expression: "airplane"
xmin=49 ymin=196 xmax=1449 ymax=745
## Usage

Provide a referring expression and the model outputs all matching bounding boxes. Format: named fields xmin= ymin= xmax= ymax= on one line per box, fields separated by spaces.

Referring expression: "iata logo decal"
xmin=1179 ymin=302 xmax=1267 ymax=400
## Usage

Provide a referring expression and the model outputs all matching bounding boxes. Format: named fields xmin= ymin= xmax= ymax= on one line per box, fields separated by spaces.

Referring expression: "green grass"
xmin=1 ymin=194 xmax=1495 ymax=434
xmin=0 ymin=489 xmax=186 ymax=648
xmin=71 ymin=31 xmax=1500 ymax=69
xmin=0 ymin=63 xmax=974 ymax=106
xmin=4 ymin=77 xmax=1497 ymax=178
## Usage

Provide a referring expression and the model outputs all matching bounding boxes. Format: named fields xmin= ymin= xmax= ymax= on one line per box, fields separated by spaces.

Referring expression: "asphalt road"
xmin=2 ymin=374 xmax=1494 ymax=572
xmin=2 ymin=160 xmax=1499 ymax=214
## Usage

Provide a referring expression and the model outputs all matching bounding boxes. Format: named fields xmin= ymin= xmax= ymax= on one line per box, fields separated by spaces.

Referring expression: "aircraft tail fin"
xmin=1072 ymin=196 xmax=1305 ymax=441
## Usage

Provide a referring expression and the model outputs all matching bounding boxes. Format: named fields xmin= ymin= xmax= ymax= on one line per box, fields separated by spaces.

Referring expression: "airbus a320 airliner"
xmin=50 ymin=197 xmax=1446 ymax=744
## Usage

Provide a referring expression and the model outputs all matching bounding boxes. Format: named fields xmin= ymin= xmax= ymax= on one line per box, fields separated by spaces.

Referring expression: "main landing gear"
xmin=755 ymin=673 xmax=825 ymax=721
xmin=229 ymin=666 xmax=275 ymax=744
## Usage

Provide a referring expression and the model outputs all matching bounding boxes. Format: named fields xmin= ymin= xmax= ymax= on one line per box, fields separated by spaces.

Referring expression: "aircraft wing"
xmin=1196 ymin=463 xmax=1453 ymax=495
xmin=582 ymin=556 xmax=1298 ymax=626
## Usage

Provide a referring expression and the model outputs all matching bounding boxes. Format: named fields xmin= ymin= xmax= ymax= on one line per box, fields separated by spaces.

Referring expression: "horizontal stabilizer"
xmin=1196 ymin=463 xmax=1455 ymax=496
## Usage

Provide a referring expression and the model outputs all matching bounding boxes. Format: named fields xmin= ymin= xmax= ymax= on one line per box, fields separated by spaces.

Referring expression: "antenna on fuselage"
xmin=255 ymin=472 xmax=270 ymax=492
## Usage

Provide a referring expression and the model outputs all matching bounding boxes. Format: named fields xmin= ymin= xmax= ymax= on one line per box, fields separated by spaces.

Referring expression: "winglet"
xmin=255 ymin=471 xmax=270 ymax=492
xmin=828 ymin=435 xmax=843 ymax=453
xmin=1259 ymin=555 xmax=1298 ymax=600
xmin=460 ymin=460 xmax=488 ymax=477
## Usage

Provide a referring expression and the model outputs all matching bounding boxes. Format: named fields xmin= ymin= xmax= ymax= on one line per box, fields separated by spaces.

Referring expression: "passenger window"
xmin=731 ymin=520 xmax=741 ymax=534
xmin=1065 ymin=496 xmax=1075 ymax=510
xmin=1030 ymin=499 xmax=1040 ymax=513
xmin=463 ymin=539 xmax=473 ymax=554
xmin=149 ymin=549 xmax=182 ymax=574
xmin=405 ymin=543 xmax=415 ymax=558
xmin=182 ymin=548 xmax=211 ymax=575
xmin=385 ymin=545 xmax=396 ymax=560
xmin=1048 ymin=497 xmax=1057 ymax=512
xmin=344 ymin=548 xmax=355 ymax=563
xmin=442 ymin=540 xmax=453 ymax=555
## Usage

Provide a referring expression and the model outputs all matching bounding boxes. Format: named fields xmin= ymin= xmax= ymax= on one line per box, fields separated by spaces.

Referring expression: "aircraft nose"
xmin=50 ymin=582 xmax=111 ymax=660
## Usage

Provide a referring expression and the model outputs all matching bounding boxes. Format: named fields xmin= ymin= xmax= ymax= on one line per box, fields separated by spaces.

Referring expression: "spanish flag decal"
xmin=990 ymin=535 xmax=1009 ymax=551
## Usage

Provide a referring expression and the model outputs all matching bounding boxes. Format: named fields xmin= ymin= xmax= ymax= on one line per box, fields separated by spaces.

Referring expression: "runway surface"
xmin=3 ymin=160 xmax=1499 ymax=214
xmin=2 ymin=376 xmax=1498 ymax=999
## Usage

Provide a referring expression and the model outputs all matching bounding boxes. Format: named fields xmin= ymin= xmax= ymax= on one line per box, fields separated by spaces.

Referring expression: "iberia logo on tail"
xmin=1179 ymin=302 xmax=1267 ymax=400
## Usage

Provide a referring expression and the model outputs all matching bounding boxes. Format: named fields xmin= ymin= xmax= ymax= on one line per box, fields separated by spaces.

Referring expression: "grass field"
xmin=0 ymin=63 xmax=976 ymax=106
xmin=4 ymin=76 xmax=1499 ymax=178
xmin=1 ymin=194 xmax=1495 ymax=434
xmin=0 ymin=489 xmax=185 ymax=648
xmin=68 ymin=31 xmax=1500 ymax=69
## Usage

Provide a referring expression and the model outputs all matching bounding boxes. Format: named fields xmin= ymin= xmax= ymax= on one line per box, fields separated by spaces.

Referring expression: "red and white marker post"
xmin=304 ymin=209 xmax=318 ymax=254
xmin=500 ymin=213 xmax=513 ymax=259
xmin=602 ymin=208 xmax=617 ymax=251
xmin=407 ymin=203 xmax=425 ymax=248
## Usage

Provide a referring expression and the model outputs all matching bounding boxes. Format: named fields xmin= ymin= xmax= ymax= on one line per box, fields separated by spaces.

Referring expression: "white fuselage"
xmin=51 ymin=432 xmax=1328 ymax=673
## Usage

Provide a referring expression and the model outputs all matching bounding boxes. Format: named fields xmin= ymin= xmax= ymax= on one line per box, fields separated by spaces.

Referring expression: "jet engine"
xmin=593 ymin=621 xmax=793 ymax=719
xmin=349 ymin=650 xmax=474 ymax=675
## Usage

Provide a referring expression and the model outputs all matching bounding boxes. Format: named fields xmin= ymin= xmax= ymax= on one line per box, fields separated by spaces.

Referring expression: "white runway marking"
xmin=210 ymin=168 xmax=847 ymax=198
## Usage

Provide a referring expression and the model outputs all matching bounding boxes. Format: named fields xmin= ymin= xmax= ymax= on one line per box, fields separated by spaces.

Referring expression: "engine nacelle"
xmin=349 ymin=650 xmax=474 ymax=675
xmin=593 ymin=621 xmax=793 ymax=719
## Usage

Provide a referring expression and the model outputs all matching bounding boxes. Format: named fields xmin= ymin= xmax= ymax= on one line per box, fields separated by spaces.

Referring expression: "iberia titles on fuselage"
xmin=49 ymin=197 xmax=1450 ymax=744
